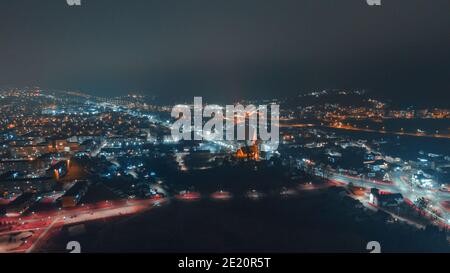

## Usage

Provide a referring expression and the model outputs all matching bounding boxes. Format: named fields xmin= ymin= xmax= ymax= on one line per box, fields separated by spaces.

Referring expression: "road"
xmin=3 ymin=169 xmax=447 ymax=253
xmin=326 ymin=124 xmax=450 ymax=139
xmin=0 ymin=197 xmax=167 ymax=253
xmin=325 ymin=171 xmax=450 ymax=229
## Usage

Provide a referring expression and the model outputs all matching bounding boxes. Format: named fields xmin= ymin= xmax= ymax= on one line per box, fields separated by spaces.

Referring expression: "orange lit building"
xmin=235 ymin=142 xmax=260 ymax=160
xmin=9 ymin=139 xmax=80 ymax=158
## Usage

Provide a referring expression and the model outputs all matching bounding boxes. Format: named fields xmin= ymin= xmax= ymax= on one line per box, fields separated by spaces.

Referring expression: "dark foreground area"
xmin=43 ymin=189 xmax=449 ymax=253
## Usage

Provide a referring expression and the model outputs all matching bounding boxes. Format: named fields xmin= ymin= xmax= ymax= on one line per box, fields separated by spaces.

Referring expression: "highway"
xmin=2 ymin=169 xmax=448 ymax=253
xmin=326 ymin=124 xmax=450 ymax=140
xmin=325 ymin=171 xmax=450 ymax=229
xmin=0 ymin=197 xmax=167 ymax=253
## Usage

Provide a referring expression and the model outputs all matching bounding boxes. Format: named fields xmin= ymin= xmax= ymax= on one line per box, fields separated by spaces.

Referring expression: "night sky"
xmin=0 ymin=0 xmax=449 ymax=103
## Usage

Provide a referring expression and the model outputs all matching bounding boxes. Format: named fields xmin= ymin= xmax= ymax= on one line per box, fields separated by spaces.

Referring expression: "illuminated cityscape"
xmin=0 ymin=0 xmax=449 ymax=257
xmin=0 ymin=88 xmax=449 ymax=252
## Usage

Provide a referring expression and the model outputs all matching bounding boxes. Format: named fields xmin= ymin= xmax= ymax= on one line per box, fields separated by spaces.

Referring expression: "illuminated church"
xmin=235 ymin=142 xmax=260 ymax=161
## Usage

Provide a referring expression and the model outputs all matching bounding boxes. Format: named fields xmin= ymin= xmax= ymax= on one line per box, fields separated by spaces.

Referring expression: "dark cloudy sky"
xmin=0 ymin=0 xmax=449 ymax=103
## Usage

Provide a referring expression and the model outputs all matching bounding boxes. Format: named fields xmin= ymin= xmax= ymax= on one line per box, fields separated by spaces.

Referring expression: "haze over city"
xmin=0 ymin=0 xmax=449 ymax=103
